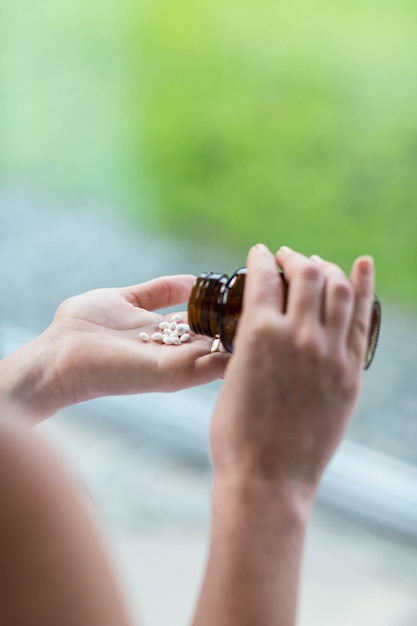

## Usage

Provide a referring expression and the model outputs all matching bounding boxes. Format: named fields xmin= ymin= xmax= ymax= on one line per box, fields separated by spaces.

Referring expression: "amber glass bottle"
xmin=188 ymin=268 xmax=381 ymax=369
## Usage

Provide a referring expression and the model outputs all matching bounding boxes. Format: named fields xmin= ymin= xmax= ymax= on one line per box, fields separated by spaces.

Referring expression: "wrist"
xmin=211 ymin=471 xmax=314 ymax=537
xmin=0 ymin=325 xmax=67 ymax=421
xmin=195 ymin=471 xmax=312 ymax=626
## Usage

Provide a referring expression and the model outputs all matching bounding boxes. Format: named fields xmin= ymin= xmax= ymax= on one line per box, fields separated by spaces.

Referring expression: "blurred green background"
xmin=2 ymin=0 xmax=417 ymax=306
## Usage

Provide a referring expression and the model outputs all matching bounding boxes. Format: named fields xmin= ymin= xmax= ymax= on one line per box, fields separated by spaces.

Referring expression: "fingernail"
xmin=310 ymin=254 xmax=323 ymax=263
xmin=279 ymin=245 xmax=292 ymax=253
xmin=254 ymin=243 xmax=269 ymax=252
xmin=359 ymin=256 xmax=374 ymax=276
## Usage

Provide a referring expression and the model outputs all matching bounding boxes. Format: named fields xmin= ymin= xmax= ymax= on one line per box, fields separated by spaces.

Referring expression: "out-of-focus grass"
xmin=2 ymin=0 xmax=417 ymax=306
xmin=128 ymin=0 xmax=417 ymax=305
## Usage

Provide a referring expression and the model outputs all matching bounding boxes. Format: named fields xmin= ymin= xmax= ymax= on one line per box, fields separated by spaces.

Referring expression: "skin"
xmin=0 ymin=410 xmax=133 ymax=626
xmin=0 ymin=246 xmax=375 ymax=626
xmin=0 ymin=275 xmax=228 ymax=421
xmin=193 ymin=245 xmax=374 ymax=626
xmin=0 ymin=275 xmax=229 ymax=626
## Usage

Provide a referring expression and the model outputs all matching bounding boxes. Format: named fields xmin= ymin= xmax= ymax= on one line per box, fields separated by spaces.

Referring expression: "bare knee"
xmin=0 ymin=407 xmax=131 ymax=626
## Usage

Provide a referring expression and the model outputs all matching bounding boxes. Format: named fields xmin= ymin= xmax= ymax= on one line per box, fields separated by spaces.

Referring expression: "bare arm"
xmin=192 ymin=244 xmax=375 ymax=626
xmin=0 ymin=252 xmax=375 ymax=626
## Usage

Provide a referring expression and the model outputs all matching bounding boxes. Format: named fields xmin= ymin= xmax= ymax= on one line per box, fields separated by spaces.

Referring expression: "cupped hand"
xmin=210 ymin=245 xmax=375 ymax=499
xmin=45 ymin=275 xmax=228 ymax=409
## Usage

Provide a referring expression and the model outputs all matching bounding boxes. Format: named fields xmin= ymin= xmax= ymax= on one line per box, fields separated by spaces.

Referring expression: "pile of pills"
xmin=139 ymin=314 xmax=192 ymax=346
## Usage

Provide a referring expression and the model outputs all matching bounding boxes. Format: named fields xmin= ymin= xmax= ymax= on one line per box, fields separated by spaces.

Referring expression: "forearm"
xmin=192 ymin=475 xmax=313 ymax=626
xmin=0 ymin=327 xmax=66 ymax=422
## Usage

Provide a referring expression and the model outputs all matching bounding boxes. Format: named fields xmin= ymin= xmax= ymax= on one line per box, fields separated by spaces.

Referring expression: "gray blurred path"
xmin=1 ymin=186 xmax=417 ymax=465
xmin=3 ymin=187 xmax=417 ymax=626
xmin=0 ymin=187 xmax=230 ymax=330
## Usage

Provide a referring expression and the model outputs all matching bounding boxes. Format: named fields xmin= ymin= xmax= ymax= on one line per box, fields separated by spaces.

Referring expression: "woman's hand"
xmin=210 ymin=244 xmax=375 ymax=500
xmin=1 ymin=275 xmax=228 ymax=420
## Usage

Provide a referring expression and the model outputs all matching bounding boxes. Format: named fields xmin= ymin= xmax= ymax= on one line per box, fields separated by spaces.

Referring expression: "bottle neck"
xmin=219 ymin=268 xmax=247 ymax=353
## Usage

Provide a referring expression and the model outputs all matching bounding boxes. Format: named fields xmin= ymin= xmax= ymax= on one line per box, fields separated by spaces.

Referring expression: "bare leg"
xmin=0 ymin=408 xmax=133 ymax=626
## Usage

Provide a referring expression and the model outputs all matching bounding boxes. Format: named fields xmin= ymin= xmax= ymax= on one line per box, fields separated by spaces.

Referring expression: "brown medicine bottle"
xmin=188 ymin=268 xmax=381 ymax=369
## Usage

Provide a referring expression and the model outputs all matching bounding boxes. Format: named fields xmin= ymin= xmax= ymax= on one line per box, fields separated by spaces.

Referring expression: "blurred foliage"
xmin=0 ymin=0 xmax=131 ymax=201
xmin=2 ymin=0 xmax=417 ymax=305
xmin=128 ymin=0 xmax=417 ymax=305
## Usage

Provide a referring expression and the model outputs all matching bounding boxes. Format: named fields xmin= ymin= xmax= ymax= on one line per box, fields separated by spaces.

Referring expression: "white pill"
xmin=151 ymin=332 xmax=163 ymax=341
xmin=164 ymin=328 xmax=173 ymax=335
xmin=163 ymin=335 xmax=174 ymax=344
xmin=139 ymin=332 xmax=150 ymax=342
xmin=171 ymin=336 xmax=181 ymax=345
xmin=180 ymin=333 xmax=190 ymax=343
xmin=171 ymin=314 xmax=182 ymax=323
xmin=175 ymin=323 xmax=188 ymax=336
xmin=169 ymin=321 xmax=177 ymax=330
xmin=159 ymin=321 xmax=170 ymax=330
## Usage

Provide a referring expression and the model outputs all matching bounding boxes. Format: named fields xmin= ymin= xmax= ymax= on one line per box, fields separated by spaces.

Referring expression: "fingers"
xmin=190 ymin=351 xmax=230 ymax=387
xmin=121 ymin=275 xmax=197 ymax=312
xmin=276 ymin=247 xmax=325 ymax=322
xmin=243 ymin=244 xmax=284 ymax=314
xmin=349 ymin=256 xmax=375 ymax=359
xmin=310 ymin=254 xmax=354 ymax=343
xmin=276 ymin=247 xmax=375 ymax=365
xmin=150 ymin=337 xmax=230 ymax=391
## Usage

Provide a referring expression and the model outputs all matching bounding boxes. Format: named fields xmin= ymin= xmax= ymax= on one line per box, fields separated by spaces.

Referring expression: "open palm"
xmin=49 ymin=275 xmax=228 ymax=406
